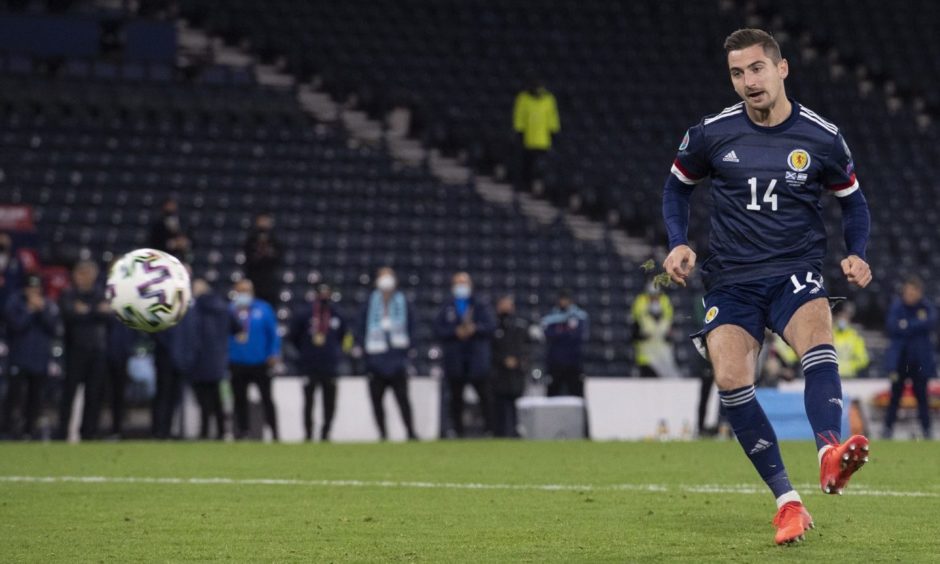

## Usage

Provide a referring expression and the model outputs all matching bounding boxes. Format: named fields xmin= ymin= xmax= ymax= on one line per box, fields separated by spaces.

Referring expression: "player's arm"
xmin=662 ymin=126 xmax=708 ymax=287
xmin=825 ymin=133 xmax=872 ymax=288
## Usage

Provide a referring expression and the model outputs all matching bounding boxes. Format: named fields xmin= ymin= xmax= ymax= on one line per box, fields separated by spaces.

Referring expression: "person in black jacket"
xmin=105 ymin=316 xmax=138 ymax=439
xmin=190 ymin=279 xmax=236 ymax=440
xmin=151 ymin=290 xmax=199 ymax=440
xmin=491 ymin=296 xmax=530 ymax=438
xmin=289 ymin=284 xmax=347 ymax=441
xmin=242 ymin=213 xmax=283 ymax=307
xmin=435 ymin=272 xmax=496 ymax=437
xmin=2 ymin=274 xmax=59 ymax=439
xmin=57 ymin=261 xmax=110 ymax=440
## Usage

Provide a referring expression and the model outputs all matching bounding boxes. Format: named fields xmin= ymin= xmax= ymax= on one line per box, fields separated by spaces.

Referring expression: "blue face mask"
xmin=453 ymin=284 xmax=471 ymax=300
xmin=233 ymin=293 xmax=253 ymax=307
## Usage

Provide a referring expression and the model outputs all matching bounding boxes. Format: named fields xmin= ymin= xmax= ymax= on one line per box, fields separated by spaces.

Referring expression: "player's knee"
xmin=713 ymin=368 xmax=753 ymax=391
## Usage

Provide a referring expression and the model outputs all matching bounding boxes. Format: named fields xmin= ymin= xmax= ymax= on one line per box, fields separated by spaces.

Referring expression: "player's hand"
xmin=663 ymin=245 xmax=697 ymax=287
xmin=841 ymin=255 xmax=872 ymax=288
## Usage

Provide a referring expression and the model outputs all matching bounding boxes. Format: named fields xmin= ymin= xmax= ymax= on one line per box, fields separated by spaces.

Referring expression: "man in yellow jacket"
xmin=833 ymin=304 xmax=870 ymax=378
xmin=513 ymin=79 xmax=560 ymax=191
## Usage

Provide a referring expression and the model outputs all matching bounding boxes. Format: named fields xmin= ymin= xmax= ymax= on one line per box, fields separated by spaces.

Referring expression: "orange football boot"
xmin=773 ymin=501 xmax=814 ymax=545
xmin=818 ymin=433 xmax=870 ymax=495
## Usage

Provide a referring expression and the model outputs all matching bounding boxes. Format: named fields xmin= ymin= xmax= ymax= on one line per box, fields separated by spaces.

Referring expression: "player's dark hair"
xmin=723 ymin=28 xmax=782 ymax=62
xmin=903 ymin=275 xmax=924 ymax=290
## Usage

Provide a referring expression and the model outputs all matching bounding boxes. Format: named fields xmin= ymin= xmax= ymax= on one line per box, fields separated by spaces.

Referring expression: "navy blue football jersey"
xmin=670 ymin=100 xmax=860 ymax=290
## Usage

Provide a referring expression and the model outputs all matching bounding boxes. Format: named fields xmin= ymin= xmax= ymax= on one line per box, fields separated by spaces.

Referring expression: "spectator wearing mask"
xmin=190 ymin=279 xmax=236 ymax=440
xmin=243 ymin=212 xmax=283 ymax=307
xmin=151 ymin=284 xmax=199 ymax=440
xmin=630 ymin=283 xmax=677 ymax=378
xmin=1 ymin=274 xmax=59 ymax=439
xmin=435 ymin=272 xmax=495 ymax=437
xmin=491 ymin=296 xmax=530 ymax=438
xmin=883 ymin=276 xmax=936 ymax=439
xmin=833 ymin=303 xmax=870 ymax=379
xmin=57 ymin=260 xmax=110 ymax=440
xmin=149 ymin=198 xmax=192 ymax=262
xmin=290 ymin=283 xmax=348 ymax=442
xmin=360 ymin=267 xmax=417 ymax=440
xmin=229 ymin=279 xmax=281 ymax=441
xmin=513 ymin=76 xmax=560 ymax=193
xmin=105 ymin=316 xmax=138 ymax=439
xmin=541 ymin=290 xmax=589 ymax=396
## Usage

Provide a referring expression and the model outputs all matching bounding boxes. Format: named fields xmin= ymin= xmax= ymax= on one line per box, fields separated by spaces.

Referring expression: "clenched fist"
xmin=841 ymin=255 xmax=872 ymax=288
xmin=663 ymin=245 xmax=697 ymax=287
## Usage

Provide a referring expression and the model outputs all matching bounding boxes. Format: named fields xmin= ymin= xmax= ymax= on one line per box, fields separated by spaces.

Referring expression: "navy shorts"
xmin=696 ymin=269 xmax=829 ymax=347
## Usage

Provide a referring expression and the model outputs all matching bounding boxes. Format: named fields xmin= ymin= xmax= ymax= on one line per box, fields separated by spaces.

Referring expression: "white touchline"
xmin=0 ymin=476 xmax=936 ymax=498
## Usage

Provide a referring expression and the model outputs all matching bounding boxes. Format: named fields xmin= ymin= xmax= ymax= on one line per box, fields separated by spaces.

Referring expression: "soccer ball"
xmin=106 ymin=248 xmax=192 ymax=332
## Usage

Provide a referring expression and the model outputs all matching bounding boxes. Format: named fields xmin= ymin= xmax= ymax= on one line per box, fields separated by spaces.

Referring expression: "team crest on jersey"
xmin=704 ymin=306 xmax=719 ymax=324
xmin=678 ymin=130 xmax=690 ymax=151
xmin=787 ymin=149 xmax=811 ymax=172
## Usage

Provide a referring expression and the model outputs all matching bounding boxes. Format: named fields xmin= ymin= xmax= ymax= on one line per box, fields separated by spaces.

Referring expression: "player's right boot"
xmin=819 ymin=434 xmax=870 ymax=494
xmin=773 ymin=501 xmax=814 ymax=545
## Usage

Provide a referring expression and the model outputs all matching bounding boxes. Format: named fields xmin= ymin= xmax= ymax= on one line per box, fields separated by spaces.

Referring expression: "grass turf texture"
xmin=1 ymin=440 xmax=938 ymax=562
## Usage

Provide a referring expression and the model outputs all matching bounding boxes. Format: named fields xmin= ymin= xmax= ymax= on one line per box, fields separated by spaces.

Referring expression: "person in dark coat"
xmin=360 ymin=267 xmax=417 ymax=440
xmin=190 ymin=279 xmax=236 ymax=440
xmin=540 ymin=290 xmax=589 ymax=397
xmin=151 ymin=291 xmax=199 ymax=439
xmin=149 ymin=198 xmax=193 ymax=263
xmin=57 ymin=260 xmax=110 ymax=440
xmin=883 ymin=276 xmax=937 ymax=438
xmin=290 ymin=284 xmax=348 ymax=441
xmin=0 ymin=232 xmax=24 ymax=329
xmin=2 ymin=274 xmax=59 ymax=439
xmin=105 ymin=316 xmax=138 ymax=438
xmin=490 ymin=296 xmax=530 ymax=438
xmin=435 ymin=272 xmax=496 ymax=437
xmin=242 ymin=213 xmax=283 ymax=307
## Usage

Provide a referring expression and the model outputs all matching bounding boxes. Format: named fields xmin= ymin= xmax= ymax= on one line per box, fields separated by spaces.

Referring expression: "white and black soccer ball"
xmin=106 ymin=248 xmax=192 ymax=333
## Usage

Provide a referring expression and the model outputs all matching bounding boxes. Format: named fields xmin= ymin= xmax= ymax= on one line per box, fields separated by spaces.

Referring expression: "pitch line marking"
xmin=0 ymin=476 xmax=936 ymax=498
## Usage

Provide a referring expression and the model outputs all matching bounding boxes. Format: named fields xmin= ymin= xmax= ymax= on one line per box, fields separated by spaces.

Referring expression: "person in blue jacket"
xmin=191 ymin=278 xmax=238 ymax=440
xmin=360 ymin=268 xmax=417 ymax=440
xmin=435 ymin=271 xmax=496 ymax=437
xmin=540 ymin=290 xmax=590 ymax=397
xmin=229 ymin=278 xmax=281 ymax=441
xmin=1 ymin=274 xmax=59 ymax=439
xmin=289 ymin=283 xmax=347 ymax=442
xmin=883 ymin=276 xmax=937 ymax=438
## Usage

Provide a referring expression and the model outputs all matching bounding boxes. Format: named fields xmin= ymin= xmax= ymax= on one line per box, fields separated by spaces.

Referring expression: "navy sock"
xmin=719 ymin=385 xmax=794 ymax=499
xmin=801 ymin=344 xmax=843 ymax=451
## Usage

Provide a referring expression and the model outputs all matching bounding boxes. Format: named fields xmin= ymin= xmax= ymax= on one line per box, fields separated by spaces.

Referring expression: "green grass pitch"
xmin=1 ymin=440 xmax=938 ymax=562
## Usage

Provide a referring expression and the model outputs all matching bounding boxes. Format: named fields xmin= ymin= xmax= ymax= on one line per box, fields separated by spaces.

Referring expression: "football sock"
xmin=801 ymin=344 xmax=843 ymax=453
xmin=719 ymin=385 xmax=795 ymax=500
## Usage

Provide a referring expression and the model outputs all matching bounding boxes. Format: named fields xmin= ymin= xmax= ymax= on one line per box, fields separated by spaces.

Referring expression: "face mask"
xmin=453 ymin=284 xmax=471 ymax=299
xmin=233 ymin=292 xmax=252 ymax=307
xmin=376 ymin=275 xmax=396 ymax=292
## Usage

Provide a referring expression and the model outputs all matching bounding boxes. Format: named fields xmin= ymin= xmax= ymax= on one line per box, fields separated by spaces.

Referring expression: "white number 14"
xmin=747 ymin=177 xmax=778 ymax=211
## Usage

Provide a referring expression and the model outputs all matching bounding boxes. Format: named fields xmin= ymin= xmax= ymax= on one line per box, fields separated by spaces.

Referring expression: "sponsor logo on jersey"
xmin=704 ymin=306 xmax=719 ymax=324
xmin=787 ymin=149 xmax=811 ymax=172
xmin=722 ymin=150 xmax=739 ymax=163
xmin=679 ymin=130 xmax=690 ymax=151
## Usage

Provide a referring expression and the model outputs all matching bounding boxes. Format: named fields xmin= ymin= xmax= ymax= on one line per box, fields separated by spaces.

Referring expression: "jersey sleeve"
xmin=821 ymin=133 xmax=859 ymax=197
xmin=669 ymin=124 xmax=710 ymax=185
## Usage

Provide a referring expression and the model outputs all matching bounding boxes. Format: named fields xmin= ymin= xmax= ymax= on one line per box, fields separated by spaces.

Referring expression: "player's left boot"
xmin=819 ymin=434 xmax=870 ymax=494
xmin=773 ymin=501 xmax=814 ymax=545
